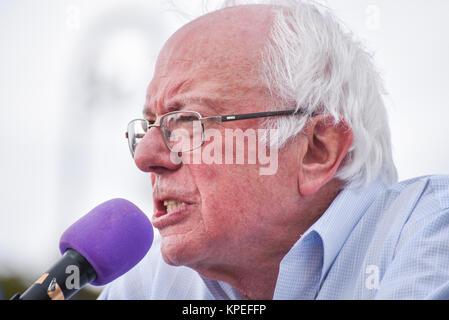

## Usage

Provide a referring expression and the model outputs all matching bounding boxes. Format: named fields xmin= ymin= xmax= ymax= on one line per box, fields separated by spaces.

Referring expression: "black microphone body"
xmin=14 ymin=249 xmax=96 ymax=300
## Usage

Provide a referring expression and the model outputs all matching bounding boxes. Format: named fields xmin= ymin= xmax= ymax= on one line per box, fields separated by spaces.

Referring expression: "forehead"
xmin=144 ymin=5 xmax=275 ymax=117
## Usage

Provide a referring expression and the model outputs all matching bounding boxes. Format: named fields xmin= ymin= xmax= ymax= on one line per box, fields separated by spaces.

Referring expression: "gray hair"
xmin=219 ymin=0 xmax=398 ymax=188
xmin=167 ymin=0 xmax=398 ymax=188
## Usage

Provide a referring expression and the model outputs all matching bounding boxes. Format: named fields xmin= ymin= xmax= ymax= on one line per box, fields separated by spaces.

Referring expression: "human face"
xmin=134 ymin=6 xmax=301 ymax=270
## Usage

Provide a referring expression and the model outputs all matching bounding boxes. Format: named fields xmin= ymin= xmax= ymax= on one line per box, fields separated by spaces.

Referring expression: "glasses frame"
xmin=125 ymin=109 xmax=309 ymax=157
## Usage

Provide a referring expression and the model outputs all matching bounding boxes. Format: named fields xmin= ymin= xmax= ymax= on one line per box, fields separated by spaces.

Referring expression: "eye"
xmin=176 ymin=115 xmax=198 ymax=122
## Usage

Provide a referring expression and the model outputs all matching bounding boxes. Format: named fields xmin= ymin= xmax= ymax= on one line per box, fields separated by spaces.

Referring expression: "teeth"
xmin=163 ymin=199 xmax=186 ymax=214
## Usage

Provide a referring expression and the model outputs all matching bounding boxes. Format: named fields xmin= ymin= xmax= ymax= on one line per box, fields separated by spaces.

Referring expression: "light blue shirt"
xmin=98 ymin=175 xmax=449 ymax=300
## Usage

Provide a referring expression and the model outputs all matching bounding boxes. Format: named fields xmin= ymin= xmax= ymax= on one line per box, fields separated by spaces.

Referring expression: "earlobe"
xmin=297 ymin=116 xmax=353 ymax=196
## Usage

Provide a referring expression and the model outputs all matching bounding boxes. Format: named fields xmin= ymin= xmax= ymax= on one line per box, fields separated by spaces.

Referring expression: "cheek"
xmin=189 ymin=163 xmax=263 ymax=232
xmin=190 ymin=164 xmax=236 ymax=222
xmin=190 ymin=162 xmax=259 ymax=203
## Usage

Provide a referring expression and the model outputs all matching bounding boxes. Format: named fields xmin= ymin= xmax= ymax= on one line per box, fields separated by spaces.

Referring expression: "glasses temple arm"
xmin=219 ymin=109 xmax=306 ymax=122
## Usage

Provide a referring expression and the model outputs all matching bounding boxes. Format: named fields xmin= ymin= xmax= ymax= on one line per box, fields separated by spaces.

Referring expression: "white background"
xmin=0 ymin=0 xmax=448 ymax=290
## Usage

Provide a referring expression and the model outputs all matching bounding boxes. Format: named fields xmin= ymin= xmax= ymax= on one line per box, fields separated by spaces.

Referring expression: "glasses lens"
xmin=162 ymin=112 xmax=204 ymax=152
xmin=127 ymin=119 xmax=148 ymax=157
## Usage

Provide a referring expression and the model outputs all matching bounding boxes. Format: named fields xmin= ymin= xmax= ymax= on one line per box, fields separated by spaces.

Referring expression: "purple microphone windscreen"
xmin=59 ymin=198 xmax=153 ymax=286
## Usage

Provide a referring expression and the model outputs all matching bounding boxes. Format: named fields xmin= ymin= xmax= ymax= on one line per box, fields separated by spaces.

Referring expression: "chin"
xmin=159 ymin=234 xmax=205 ymax=267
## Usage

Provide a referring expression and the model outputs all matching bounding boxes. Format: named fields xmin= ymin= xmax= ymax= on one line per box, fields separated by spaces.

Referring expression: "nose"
xmin=134 ymin=125 xmax=181 ymax=174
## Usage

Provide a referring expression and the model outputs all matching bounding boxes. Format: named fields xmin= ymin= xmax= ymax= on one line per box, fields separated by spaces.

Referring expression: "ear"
xmin=297 ymin=115 xmax=353 ymax=196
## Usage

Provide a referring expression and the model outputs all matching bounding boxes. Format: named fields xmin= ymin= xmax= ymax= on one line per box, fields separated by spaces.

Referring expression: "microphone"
xmin=11 ymin=198 xmax=153 ymax=300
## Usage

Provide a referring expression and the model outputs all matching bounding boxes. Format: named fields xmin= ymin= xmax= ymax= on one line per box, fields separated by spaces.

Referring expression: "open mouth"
xmin=154 ymin=199 xmax=188 ymax=219
xmin=163 ymin=199 xmax=187 ymax=214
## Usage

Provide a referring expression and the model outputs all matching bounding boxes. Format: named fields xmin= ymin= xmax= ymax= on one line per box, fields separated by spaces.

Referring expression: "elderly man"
xmin=100 ymin=1 xmax=449 ymax=299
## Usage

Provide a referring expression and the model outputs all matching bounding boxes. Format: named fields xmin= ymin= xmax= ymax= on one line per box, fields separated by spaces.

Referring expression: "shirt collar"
xmin=201 ymin=178 xmax=386 ymax=299
xmin=305 ymin=177 xmax=387 ymax=282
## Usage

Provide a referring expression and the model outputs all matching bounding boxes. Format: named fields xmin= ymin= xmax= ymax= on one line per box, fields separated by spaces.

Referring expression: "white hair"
xmin=217 ymin=0 xmax=398 ymax=188
xmin=166 ymin=0 xmax=398 ymax=188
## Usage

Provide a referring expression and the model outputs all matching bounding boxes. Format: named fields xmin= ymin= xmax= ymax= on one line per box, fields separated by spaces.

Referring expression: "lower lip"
xmin=152 ymin=204 xmax=190 ymax=229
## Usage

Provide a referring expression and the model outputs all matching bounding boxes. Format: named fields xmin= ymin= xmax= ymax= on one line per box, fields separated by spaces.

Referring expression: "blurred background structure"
xmin=1 ymin=0 xmax=448 ymax=299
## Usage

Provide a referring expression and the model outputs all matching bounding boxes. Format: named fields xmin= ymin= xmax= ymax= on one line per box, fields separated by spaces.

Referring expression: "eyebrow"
xmin=142 ymin=96 xmax=225 ymax=119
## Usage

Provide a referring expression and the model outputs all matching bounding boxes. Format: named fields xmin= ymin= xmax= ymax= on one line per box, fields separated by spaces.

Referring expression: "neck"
xmin=194 ymin=252 xmax=283 ymax=299
xmin=193 ymin=180 xmax=343 ymax=300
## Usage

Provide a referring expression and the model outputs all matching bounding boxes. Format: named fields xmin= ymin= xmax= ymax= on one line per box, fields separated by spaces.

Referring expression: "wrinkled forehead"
xmin=158 ymin=5 xmax=275 ymax=71
xmin=145 ymin=5 xmax=276 ymax=116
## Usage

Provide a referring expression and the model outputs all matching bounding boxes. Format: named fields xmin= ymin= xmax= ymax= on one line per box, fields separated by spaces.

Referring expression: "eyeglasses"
xmin=125 ymin=109 xmax=307 ymax=158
